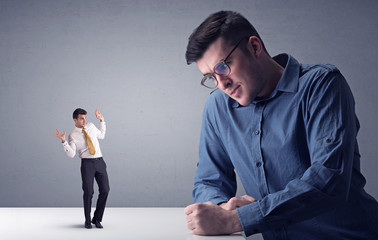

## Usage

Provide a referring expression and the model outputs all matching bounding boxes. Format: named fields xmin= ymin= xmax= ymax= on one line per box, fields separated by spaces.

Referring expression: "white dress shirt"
xmin=62 ymin=122 xmax=106 ymax=159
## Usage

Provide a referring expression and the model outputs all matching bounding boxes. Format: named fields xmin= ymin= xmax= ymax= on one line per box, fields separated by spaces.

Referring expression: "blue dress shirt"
xmin=193 ymin=54 xmax=378 ymax=239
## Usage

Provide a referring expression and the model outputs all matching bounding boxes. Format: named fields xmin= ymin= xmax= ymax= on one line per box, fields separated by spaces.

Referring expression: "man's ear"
xmin=247 ymin=36 xmax=263 ymax=57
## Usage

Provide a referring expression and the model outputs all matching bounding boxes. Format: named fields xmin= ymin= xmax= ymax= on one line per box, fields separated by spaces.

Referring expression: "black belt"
xmin=81 ymin=157 xmax=103 ymax=160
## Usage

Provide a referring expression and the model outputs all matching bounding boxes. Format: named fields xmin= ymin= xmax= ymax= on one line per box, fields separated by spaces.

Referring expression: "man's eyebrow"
xmin=202 ymin=63 xmax=217 ymax=76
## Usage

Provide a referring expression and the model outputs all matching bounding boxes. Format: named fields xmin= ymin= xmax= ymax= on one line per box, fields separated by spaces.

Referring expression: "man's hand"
xmin=54 ymin=129 xmax=66 ymax=142
xmin=184 ymin=202 xmax=242 ymax=235
xmin=219 ymin=195 xmax=256 ymax=211
xmin=95 ymin=109 xmax=104 ymax=122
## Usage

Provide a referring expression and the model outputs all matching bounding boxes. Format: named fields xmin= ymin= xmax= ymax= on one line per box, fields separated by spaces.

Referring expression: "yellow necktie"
xmin=83 ymin=128 xmax=96 ymax=155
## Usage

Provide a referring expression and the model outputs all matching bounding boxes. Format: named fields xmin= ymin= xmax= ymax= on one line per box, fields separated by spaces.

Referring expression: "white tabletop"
xmin=0 ymin=207 xmax=263 ymax=240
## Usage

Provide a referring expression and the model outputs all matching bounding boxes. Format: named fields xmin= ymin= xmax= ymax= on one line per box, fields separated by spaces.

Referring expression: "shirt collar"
xmin=75 ymin=123 xmax=88 ymax=131
xmin=232 ymin=53 xmax=300 ymax=108
xmin=273 ymin=53 xmax=299 ymax=93
xmin=75 ymin=126 xmax=83 ymax=132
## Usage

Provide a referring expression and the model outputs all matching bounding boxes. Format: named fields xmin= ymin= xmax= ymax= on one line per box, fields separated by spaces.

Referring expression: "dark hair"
xmin=73 ymin=108 xmax=87 ymax=119
xmin=185 ymin=11 xmax=268 ymax=65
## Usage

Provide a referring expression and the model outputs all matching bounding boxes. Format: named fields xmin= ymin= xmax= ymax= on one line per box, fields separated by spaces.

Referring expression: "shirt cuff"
xmin=211 ymin=197 xmax=229 ymax=205
xmin=236 ymin=202 xmax=264 ymax=237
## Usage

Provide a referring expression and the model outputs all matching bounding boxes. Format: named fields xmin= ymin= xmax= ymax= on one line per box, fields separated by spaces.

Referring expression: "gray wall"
xmin=1 ymin=0 xmax=378 ymax=209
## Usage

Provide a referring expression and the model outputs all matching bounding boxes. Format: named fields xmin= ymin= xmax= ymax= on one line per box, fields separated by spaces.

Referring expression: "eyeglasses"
xmin=201 ymin=38 xmax=244 ymax=89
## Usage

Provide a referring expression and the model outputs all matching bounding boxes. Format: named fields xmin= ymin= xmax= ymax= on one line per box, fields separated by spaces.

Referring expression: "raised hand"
xmin=95 ymin=109 xmax=104 ymax=122
xmin=54 ymin=129 xmax=66 ymax=142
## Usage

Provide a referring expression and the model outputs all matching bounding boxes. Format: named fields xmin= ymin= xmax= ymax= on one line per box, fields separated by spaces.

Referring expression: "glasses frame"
xmin=201 ymin=38 xmax=244 ymax=89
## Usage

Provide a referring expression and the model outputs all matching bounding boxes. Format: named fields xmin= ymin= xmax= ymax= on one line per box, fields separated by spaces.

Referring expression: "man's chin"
xmin=229 ymin=93 xmax=253 ymax=106
xmin=236 ymin=98 xmax=253 ymax=106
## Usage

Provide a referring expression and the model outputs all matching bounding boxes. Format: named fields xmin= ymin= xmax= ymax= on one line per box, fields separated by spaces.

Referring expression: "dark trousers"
xmin=81 ymin=157 xmax=110 ymax=223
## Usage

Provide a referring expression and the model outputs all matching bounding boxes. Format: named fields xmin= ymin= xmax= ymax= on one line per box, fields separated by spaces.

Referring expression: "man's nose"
xmin=216 ymin=75 xmax=232 ymax=90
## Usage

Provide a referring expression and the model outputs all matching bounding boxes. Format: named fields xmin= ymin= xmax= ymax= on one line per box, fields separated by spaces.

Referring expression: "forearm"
xmin=195 ymin=137 xmax=237 ymax=204
xmin=97 ymin=121 xmax=106 ymax=139
xmin=236 ymin=164 xmax=351 ymax=236
xmin=62 ymin=140 xmax=76 ymax=158
xmin=193 ymin=183 xmax=231 ymax=204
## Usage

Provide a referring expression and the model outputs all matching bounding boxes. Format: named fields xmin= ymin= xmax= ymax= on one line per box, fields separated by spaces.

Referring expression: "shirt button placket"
xmin=254 ymin=130 xmax=263 ymax=166
xmin=252 ymin=102 xmax=269 ymax=196
xmin=254 ymin=130 xmax=262 ymax=167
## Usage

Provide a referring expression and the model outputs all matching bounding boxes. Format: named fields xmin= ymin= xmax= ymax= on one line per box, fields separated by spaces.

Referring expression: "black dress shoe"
xmin=85 ymin=222 xmax=92 ymax=229
xmin=91 ymin=219 xmax=103 ymax=228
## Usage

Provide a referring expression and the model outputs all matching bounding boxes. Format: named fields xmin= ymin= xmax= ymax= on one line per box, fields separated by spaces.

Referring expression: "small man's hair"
xmin=72 ymin=108 xmax=87 ymax=119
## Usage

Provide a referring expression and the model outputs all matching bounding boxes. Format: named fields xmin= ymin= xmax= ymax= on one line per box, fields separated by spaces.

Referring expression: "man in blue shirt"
xmin=184 ymin=11 xmax=378 ymax=239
